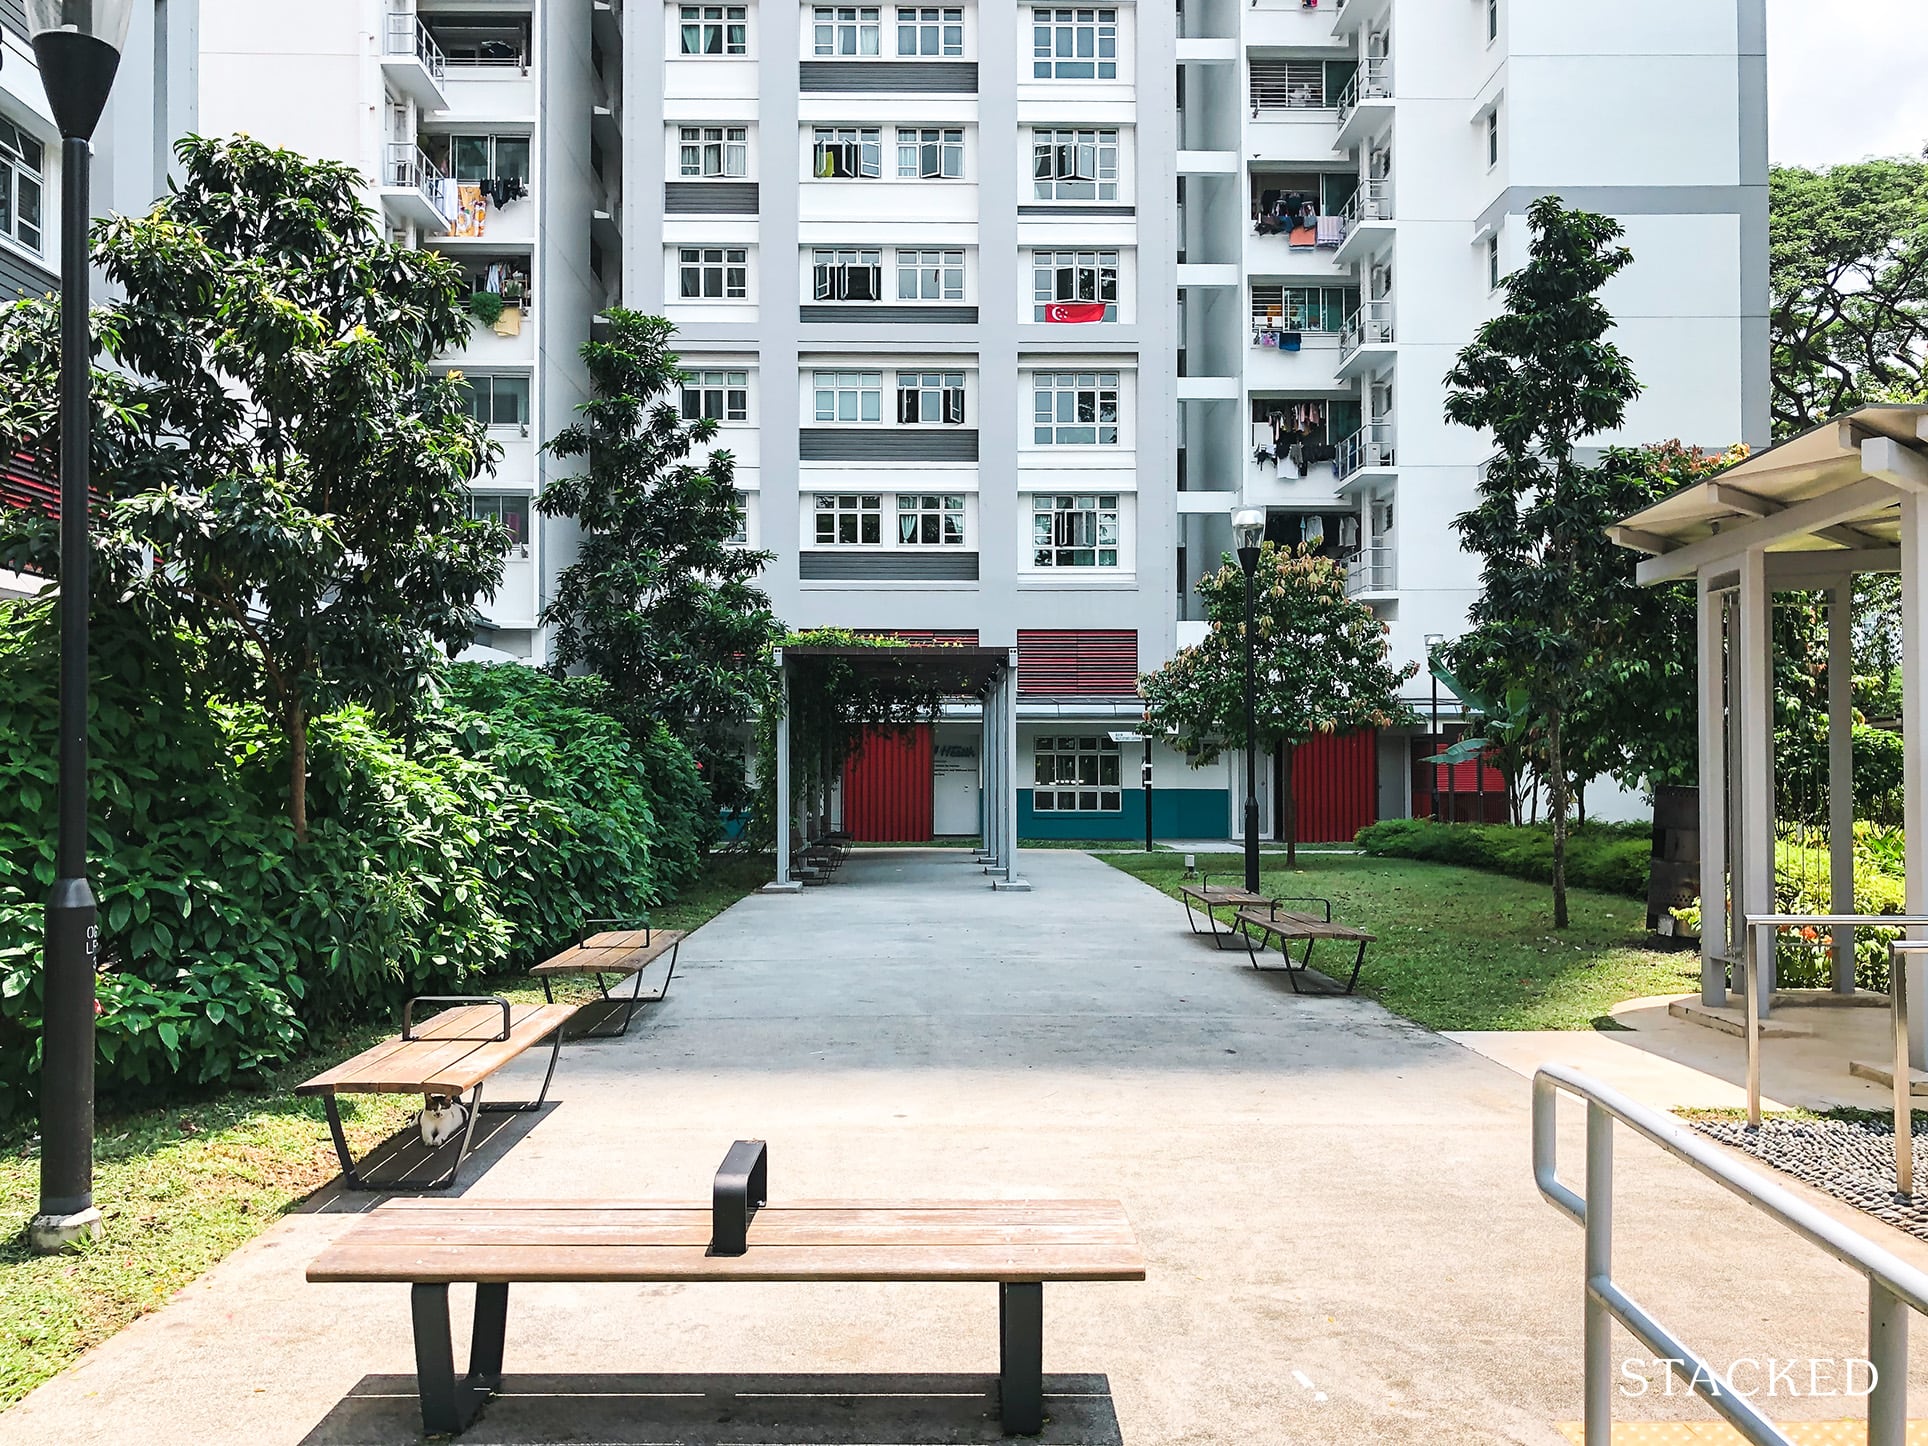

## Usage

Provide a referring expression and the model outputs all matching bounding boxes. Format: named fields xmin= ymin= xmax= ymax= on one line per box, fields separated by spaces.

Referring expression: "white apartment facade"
xmin=1170 ymin=0 xmax=1769 ymax=829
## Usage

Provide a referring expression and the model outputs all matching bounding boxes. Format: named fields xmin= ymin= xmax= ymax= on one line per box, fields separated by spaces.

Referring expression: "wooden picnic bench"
xmin=1232 ymin=897 xmax=1374 ymax=995
xmin=307 ymin=1147 xmax=1145 ymax=1437
xmin=295 ymin=996 xmax=574 ymax=1191
xmin=1178 ymin=876 xmax=1270 ymax=949
xmin=530 ymin=919 xmax=685 ymax=1039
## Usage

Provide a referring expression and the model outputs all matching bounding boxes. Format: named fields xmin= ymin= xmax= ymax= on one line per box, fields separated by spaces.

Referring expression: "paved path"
xmin=6 ymin=848 xmax=1926 ymax=1445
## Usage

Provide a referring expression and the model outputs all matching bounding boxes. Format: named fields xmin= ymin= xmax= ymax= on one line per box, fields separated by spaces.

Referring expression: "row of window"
xmin=806 ymin=491 xmax=1121 ymax=571
xmin=679 ymin=5 xmax=1120 ymax=80
xmin=674 ymin=127 xmax=1121 ymax=201
xmin=676 ymin=367 xmax=1125 ymax=448
xmin=677 ymin=247 xmax=1121 ymax=320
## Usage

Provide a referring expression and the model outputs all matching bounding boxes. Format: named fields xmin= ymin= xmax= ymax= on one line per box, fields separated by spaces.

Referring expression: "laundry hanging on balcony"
xmin=454 ymin=184 xmax=487 ymax=238
xmin=481 ymin=175 xmax=527 ymax=208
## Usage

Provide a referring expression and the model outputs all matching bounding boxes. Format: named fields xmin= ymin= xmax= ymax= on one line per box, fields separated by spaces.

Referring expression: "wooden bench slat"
xmin=1234 ymin=908 xmax=1373 ymax=942
xmin=366 ymin=1200 xmax=1132 ymax=1220
xmin=309 ymin=1241 xmax=1145 ymax=1286
xmin=346 ymin=1215 xmax=1139 ymax=1249
xmin=531 ymin=930 xmax=685 ymax=978
xmin=296 ymin=1003 xmax=573 ymax=1097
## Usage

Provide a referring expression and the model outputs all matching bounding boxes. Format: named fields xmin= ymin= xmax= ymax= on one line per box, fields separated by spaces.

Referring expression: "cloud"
xmin=1768 ymin=0 xmax=1928 ymax=166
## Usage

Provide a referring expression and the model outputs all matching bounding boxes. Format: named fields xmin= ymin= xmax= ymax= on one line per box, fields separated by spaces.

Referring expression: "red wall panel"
xmin=1289 ymin=730 xmax=1377 ymax=843
xmin=1017 ymin=630 xmax=1139 ymax=696
xmin=843 ymin=725 xmax=934 ymax=842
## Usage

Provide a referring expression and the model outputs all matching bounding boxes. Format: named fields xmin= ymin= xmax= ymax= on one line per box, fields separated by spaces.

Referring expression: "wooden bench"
xmin=307 ymin=1193 xmax=1145 ymax=1437
xmin=530 ymin=920 xmax=685 ymax=1039
xmin=1178 ymin=877 xmax=1270 ymax=949
xmin=1233 ymin=897 xmax=1374 ymax=995
xmin=295 ymin=996 xmax=574 ymax=1191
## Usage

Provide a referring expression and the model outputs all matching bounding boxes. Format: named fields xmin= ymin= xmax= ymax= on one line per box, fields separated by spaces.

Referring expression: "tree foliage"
xmin=1443 ymin=196 xmax=1643 ymax=927
xmin=0 ymin=135 xmax=506 ymax=840
xmin=540 ymin=311 xmax=779 ymax=814
xmin=1141 ymin=546 xmax=1414 ymax=864
xmin=1770 ymin=159 xmax=1928 ymax=437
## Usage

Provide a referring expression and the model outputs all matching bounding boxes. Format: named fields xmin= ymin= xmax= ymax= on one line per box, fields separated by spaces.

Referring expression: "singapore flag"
xmin=1043 ymin=302 xmax=1107 ymax=323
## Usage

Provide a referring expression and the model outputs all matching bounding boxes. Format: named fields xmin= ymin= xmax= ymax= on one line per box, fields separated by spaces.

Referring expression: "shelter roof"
xmin=778 ymin=644 xmax=1010 ymax=699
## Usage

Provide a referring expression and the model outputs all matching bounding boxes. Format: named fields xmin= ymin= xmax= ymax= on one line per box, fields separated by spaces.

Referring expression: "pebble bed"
xmin=1689 ymin=1113 xmax=1928 ymax=1239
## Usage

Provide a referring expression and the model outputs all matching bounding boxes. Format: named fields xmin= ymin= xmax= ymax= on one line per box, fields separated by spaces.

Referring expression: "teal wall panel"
xmin=1018 ymin=789 xmax=1230 ymax=841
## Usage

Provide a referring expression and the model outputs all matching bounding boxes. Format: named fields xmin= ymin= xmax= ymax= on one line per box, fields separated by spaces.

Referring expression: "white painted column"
xmin=774 ymin=660 xmax=793 ymax=888
xmin=978 ymin=697 xmax=993 ymax=858
xmin=999 ymin=653 xmax=1029 ymax=890
xmin=1736 ymin=549 xmax=1775 ymax=1017
xmin=984 ymin=679 xmax=1003 ymax=870
xmin=1697 ymin=571 xmax=1729 ymax=1006
xmin=1828 ymin=577 xmax=1857 ymax=992
xmin=1901 ymin=494 xmax=1928 ymax=1065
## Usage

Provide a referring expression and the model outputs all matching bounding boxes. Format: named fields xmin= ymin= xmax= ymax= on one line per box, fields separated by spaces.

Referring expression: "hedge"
xmin=0 ymin=603 xmax=707 ymax=1120
xmin=1353 ymin=819 xmax=1653 ymax=898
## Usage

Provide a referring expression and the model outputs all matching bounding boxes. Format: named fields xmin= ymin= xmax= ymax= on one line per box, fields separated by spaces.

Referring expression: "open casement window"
xmin=895 ymin=371 xmax=966 ymax=425
xmin=1031 ymin=372 xmax=1121 ymax=446
xmin=458 ymin=375 xmax=531 ymax=430
xmin=678 ymin=247 xmax=749 ymax=299
xmin=1031 ymin=495 xmax=1121 ymax=568
xmin=814 ymin=494 xmax=885 ymax=544
xmin=1033 ymin=736 xmax=1123 ymax=811
xmin=0 ymin=118 xmax=45 ymax=255
xmin=680 ymin=370 xmax=749 ymax=422
xmin=895 ymin=249 xmax=964 ymax=302
xmin=811 ymin=127 xmax=882 ymax=179
xmin=467 ymin=493 xmax=532 ymax=559
xmin=813 ymin=6 xmax=881 ymax=55
xmin=897 ymin=6 xmax=963 ymax=56
xmin=1031 ymin=8 xmax=1118 ymax=80
xmin=813 ymin=248 xmax=884 ymax=301
xmin=897 ymin=493 xmax=966 ymax=545
xmin=1031 ymin=129 xmax=1118 ymax=201
xmin=727 ymin=491 xmax=750 ymax=545
xmin=814 ymin=370 xmax=884 ymax=423
xmin=1032 ymin=249 xmax=1119 ymax=320
xmin=896 ymin=127 xmax=964 ymax=179
xmin=680 ymin=4 xmax=748 ymax=54
xmin=681 ymin=126 xmax=749 ymax=178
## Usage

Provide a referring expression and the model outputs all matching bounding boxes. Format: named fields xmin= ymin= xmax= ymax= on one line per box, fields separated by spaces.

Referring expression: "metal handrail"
xmin=1344 ymin=544 xmax=1394 ymax=595
xmin=1338 ymin=298 xmax=1394 ymax=360
xmin=383 ymin=142 xmax=456 ymax=222
xmin=1334 ymin=420 xmax=1394 ymax=479
xmin=385 ymin=12 xmax=448 ymax=81
xmin=1534 ymin=1063 xmax=1928 ymax=1445
xmin=1342 ymin=177 xmax=1393 ymax=225
xmin=1334 ymin=54 xmax=1392 ymax=130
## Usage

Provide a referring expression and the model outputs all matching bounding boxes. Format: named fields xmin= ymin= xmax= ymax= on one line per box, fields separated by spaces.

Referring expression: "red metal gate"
xmin=843 ymin=725 xmax=934 ymax=842
xmin=1289 ymin=731 xmax=1377 ymax=843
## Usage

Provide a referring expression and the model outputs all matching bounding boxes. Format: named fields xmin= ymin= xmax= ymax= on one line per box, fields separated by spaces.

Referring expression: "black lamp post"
xmin=27 ymin=0 xmax=133 ymax=1256
xmin=1232 ymin=507 xmax=1267 ymax=894
xmin=1424 ymin=633 xmax=1443 ymax=825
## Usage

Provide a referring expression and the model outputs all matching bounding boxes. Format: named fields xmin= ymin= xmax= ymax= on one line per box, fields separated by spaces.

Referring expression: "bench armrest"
xmin=404 ymin=995 xmax=512 ymax=1042
xmin=1265 ymin=895 xmax=1333 ymax=922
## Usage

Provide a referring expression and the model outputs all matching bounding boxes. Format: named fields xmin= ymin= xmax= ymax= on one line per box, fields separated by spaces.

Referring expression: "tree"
xmin=0 ymin=136 xmax=507 ymax=840
xmin=1443 ymin=195 xmax=1643 ymax=928
xmin=1770 ymin=159 xmax=1928 ymax=437
xmin=1141 ymin=546 xmax=1414 ymax=866
xmin=539 ymin=311 xmax=779 ymax=815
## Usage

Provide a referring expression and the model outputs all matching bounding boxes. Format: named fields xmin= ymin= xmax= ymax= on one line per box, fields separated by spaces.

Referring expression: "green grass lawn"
xmin=1096 ymin=851 xmax=1698 ymax=1032
xmin=0 ymin=851 xmax=769 ymax=1411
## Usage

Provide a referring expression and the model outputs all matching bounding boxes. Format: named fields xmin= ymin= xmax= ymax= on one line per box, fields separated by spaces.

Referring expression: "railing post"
xmin=1895 ymin=940 xmax=1914 ymax=1197
xmin=1868 ymin=1278 xmax=1908 ymax=1446
xmin=1746 ymin=921 xmax=1762 ymax=1128
xmin=1583 ymin=1101 xmax=1613 ymax=1443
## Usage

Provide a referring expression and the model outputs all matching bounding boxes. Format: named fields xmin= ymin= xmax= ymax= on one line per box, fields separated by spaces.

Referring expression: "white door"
xmin=932 ymin=729 xmax=981 ymax=836
xmin=1229 ymin=749 xmax=1273 ymax=839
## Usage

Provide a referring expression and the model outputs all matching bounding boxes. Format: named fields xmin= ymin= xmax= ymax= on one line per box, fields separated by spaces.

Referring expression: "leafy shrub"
xmin=1354 ymin=819 xmax=1654 ymax=898
xmin=1776 ymin=721 xmax=1905 ymax=826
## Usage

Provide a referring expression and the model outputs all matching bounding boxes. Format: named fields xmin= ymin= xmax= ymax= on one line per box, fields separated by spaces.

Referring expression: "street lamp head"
xmin=28 ymin=0 xmax=133 ymax=141
xmin=1231 ymin=506 xmax=1267 ymax=573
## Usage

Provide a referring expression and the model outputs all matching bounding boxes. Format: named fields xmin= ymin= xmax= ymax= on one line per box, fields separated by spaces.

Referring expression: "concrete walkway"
xmin=5 ymin=848 xmax=1927 ymax=1445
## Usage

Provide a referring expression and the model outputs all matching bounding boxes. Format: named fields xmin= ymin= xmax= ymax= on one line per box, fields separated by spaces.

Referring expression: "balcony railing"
xmin=385 ymin=142 xmax=456 ymax=222
xmin=1338 ymin=299 xmax=1395 ymax=361
xmin=1335 ymin=419 xmax=1396 ymax=479
xmin=1345 ymin=545 xmax=1396 ymax=596
xmin=1342 ymin=177 xmax=1393 ymax=225
xmin=385 ymin=12 xmax=448 ymax=81
xmin=1250 ymin=60 xmax=1331 ymax=116
xmin=1335 ymin=55 xmax=1392 ymax=130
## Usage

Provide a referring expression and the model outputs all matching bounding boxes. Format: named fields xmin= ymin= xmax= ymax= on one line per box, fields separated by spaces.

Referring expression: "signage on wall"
xmin=934 ymin=743 xmax=978 ymax=776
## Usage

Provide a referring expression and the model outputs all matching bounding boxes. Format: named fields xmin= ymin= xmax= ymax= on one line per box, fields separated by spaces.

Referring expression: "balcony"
xmin=380 ymin=144 xmax=456 ymax=235
xmin=1335 ymin=55 xmax=1393 ymax=147
xmin=1335 ymin=419 xmax=1396 ymax=481
xmin=1338 ymin=298 xmax=1394 ymax=363
xmin=382 ymin=12 xmax=450 ymax=112
xmin=1345 ymin=544 xmax=1396 ymax=599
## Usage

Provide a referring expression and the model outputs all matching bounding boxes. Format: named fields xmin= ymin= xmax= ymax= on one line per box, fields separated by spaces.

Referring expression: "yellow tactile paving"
xmin=1557 ymin=1425 xmax=1928 ymax=1444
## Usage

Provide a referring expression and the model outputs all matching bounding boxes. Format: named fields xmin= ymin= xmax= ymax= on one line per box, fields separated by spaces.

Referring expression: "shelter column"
xmin=995 ymin=650 xmax=1030 ymax=890
xmin=1828 ymin=577 xmax=1857 ymax=993
xmin=1902 ymin=494 xmax=1928 ymax=1065
xmin=981 ymin=680 xmax=1002 ymax=870
xmin=1736 ymin=549 xmax=1775 ymax=1018
xmin=762 ymin=654 xmax=802 ymax=894
xmin=1697 ymin=571 xmax=1729 ymax=1006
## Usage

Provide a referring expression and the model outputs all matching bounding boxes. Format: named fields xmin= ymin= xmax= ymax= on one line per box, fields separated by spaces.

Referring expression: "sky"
xmin=1767 ymin=0 xmax=1928 ymax=167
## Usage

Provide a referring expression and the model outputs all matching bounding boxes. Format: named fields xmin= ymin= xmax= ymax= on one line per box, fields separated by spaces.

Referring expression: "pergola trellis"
xmin=1611 ymin=405 xmax=1928 ymax=1067
xmin=763 ymin=644 xmax=1031 ymax=893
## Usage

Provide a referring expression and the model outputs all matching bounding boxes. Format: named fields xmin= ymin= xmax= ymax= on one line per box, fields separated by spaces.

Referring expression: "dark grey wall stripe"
xmin=800 ymin=428 xmax=979 ymax=461
xmin=1019 ymin=204 xmax=1136 ymax=218
xmin=800 ymin=551 xmax=980 ymax=581
xmin=664 ymin=181 xmax=759 ymax=215
xmin=0 ymin=247 xmax=56 ymax=303
xmin=801 ymin=304 xmax=977 ymax=325
xmin=0 ymin=1 xmax=23 ymax=40
xmin=800 ymin=61 xmax=977 ymax=94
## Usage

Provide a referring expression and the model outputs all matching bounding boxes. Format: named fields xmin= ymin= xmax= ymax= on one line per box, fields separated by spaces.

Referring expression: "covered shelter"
xmin=764 ymin=644 xmax=1031 ymax=892
xmin=1611 ymin=404 xmax=1928 ymax=1065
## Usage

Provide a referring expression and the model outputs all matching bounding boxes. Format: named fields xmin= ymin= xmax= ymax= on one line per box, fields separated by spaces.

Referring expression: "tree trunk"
xmin=1575 ymin=776 xmax=1588 ymax=827
xmin=1547 ymin=710 xmax=1570 ymax=929
xmin=288 ymin=703 xmax=310 ymax=844
xmin=1282 ymin=742 xmax=1299 ymax=868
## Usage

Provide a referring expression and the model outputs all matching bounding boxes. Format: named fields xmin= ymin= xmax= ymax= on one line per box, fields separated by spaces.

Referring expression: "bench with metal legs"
xmin=532 ymin=922 xmax=686 ymax=1040
xmin=1233 ymin=899 xmax=1373 ymax=995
